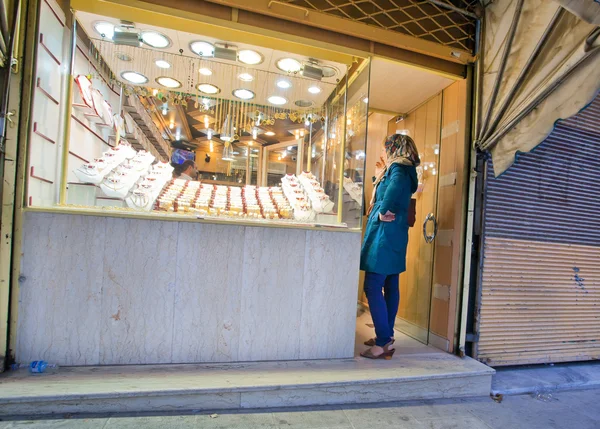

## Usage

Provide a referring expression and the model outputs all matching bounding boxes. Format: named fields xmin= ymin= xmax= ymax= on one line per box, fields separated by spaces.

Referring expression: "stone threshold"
xmin=0 ymin=353 xmax=494 ymax=417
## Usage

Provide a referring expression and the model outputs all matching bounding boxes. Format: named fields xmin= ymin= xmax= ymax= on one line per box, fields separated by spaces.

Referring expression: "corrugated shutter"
xmin=476 ymin=95 xmax=600 ymax=366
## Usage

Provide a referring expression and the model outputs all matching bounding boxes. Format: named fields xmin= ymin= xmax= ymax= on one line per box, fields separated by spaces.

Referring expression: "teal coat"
xmin=360 ymin=163 xmax=418 ymax=275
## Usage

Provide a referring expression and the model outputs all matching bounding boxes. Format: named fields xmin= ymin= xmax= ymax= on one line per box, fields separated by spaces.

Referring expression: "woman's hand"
xmin=379 ymin=210 xmax=396 ymax=222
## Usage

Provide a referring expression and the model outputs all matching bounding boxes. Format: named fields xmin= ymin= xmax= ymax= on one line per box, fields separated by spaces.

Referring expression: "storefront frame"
xmin=2 ymin=0 xmax=478 ymax=367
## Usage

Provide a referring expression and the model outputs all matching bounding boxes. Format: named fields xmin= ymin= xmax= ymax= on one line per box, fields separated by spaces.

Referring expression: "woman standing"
xmin=360 ymin=134 xmax=420 ymax=359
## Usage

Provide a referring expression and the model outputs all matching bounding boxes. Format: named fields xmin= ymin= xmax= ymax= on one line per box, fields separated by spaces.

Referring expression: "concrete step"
xmin=0 ymin=353 xmax=494 ymax=417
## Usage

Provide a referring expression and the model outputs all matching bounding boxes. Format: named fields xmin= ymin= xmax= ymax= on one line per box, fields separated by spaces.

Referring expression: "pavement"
xmin=492 ymin=361 xmax=600 ymax=396
xmin=0 ymin=388 xmax=599 ymax=428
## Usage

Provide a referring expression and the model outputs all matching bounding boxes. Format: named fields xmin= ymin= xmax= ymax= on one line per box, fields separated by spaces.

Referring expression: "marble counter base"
xmin=16 ymin=212 xmax=361 ymax=365
xmin=0 ymin=353 xmax=494 ymax=416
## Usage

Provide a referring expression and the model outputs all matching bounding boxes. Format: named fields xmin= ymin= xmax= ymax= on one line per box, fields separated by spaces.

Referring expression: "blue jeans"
xmin=364 ymin=272 xmax=400 ymax=347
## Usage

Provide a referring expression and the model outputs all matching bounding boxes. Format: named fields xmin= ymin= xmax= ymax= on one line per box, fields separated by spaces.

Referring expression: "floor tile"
xmin=8 ymin=420 xmax=106 ymax=428
xmin=195 ymin=412 xmax=277 ymax=429
xmin=466 ymin=394 xmax=600 ymax=429
xmin=272 ymin=409 xmax=351 ymax=428
xmin=400 ymin=398 xmax=480 ymax=421
xmin=416 ymin=416 xmax=492 ymax=429
xmin=105 ymin=416 xmax=197 ymax=428
xmin=343 ymin=406 xmax=423 ymax=428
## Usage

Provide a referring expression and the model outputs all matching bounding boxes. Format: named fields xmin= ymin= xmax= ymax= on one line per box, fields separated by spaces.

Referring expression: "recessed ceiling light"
xmin=121 ymin=71 xmax=148 ymax=85
xmin=141 ymin=31 xmax=171 ymax=48
xmin=277 ymin=79 xmax=291 ymax=89
xmin=156 ymin=77 xmax=182 ymax=88
xmin=277 ymin=58 xmax=302 ymax=73
xmin=94 ymin=22 xmax=115 ymax=39
xmin=295 ymin=99 xmax=313 ymax=107
xmin=155 ymin=59 xmax=171 ymax=69
xmin=308 ymin=86 xmax=321 ymax=94
xmin=199 ymin=68 xmax=213 ymax=76
xmin=265 ymin=131 xmax=276 ymax=136
xmin=238 ymin=73 xmax=254 ymax=82
xmin=321 ymin=65 xmax=339 ymax=78
xmin=363 ymin=97 xmax=369 ymax=103
xmin=233 ymin=89 xmax=255 ymax=100
xmin=115 ymin=52 xmax=132 ymax=62
xmin=198 ymin=83 xmax=220 ymax=94
xmin=268 ymin=95 xmax=287 ymax=105
xmin=190 ymin=41 xmax=215 ymax=57
xmin=238 ymin=50 xmax=263 ymax=65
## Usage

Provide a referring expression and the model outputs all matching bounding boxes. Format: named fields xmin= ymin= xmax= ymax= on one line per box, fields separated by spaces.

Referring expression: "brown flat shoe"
xmin=360 ymin=341 xmax=396 ymax=360
xmin=364 ymin=337 xmax=395 ymax=347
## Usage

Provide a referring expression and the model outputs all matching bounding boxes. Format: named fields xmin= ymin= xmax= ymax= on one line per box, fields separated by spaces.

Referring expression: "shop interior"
xmin=29 ymin=0 xmax=469 ymax=355
xmin=29 ymin=7 xmax=371 ymax=229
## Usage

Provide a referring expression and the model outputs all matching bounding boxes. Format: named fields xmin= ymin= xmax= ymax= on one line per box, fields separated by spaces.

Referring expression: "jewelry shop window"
xmin=26 ymin=3 xmax=370 ymax=228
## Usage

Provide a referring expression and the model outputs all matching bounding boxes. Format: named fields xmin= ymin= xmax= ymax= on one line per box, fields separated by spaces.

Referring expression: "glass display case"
xmin=26 ymin=10 xmax=370 ymax=229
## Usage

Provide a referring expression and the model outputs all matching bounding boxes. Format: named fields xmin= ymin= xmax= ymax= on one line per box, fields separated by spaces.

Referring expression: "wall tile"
xmin=299 ymin=231 xmax=361 ymax=359
xmin=100 ymin=218 xmax=178 ymax=364
xmin=172 ymin=223 xmax=245 ymax=363
xmin=238 ymin=227 xmax=307 ymax=361
xmin=17 ymin=213 xmax=106 ymax=365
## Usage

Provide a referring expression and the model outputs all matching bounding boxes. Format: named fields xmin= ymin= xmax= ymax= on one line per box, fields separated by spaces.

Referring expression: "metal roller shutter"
xmin=476 ymin=95 xmax=600 ymax=366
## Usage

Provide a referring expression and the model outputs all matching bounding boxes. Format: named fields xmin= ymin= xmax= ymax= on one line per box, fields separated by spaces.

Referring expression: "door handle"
xmin=423 ymin=213 xmax=438 ymax=244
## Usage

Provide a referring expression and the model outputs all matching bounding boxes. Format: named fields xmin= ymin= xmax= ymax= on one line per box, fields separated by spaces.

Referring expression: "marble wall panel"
xmin=299 ymin=231 xmax=361 ymax=359
xmin=238 ymin=227 xmax=307 ymax=361
xmin=17 ymin=213 xmax=106 ymax=365
xmin=172 ymin=223 xmax=245 ymax=363
xmin=100 ymin=218 xmax=178 ymax=364
xmin=17 ymin=213 xmax=363 ymax=364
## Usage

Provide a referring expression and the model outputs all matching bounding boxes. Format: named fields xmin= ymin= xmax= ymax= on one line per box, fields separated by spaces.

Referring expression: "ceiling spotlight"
xmin=199 ymin=68 xmax=213 ymax=76
xmin=198 ymin=83 xmax=220 ymax=94
xmin=115 ymin=52 xmax=133 ymax=62
xmin=295 ymin=100 xmax=313 ymax=108
xmin=238 ymin=50 xmax=263 ymax=65
xmin=93 ymin=21 xmax=115 ymax=39
xmin=265 ymin=131 xmax=275 ymax=136
xmin=268 ymin=95 xmax=287 ymax=105
xmin=155 ymin=59 xmax=171 ymax=69
xmin=233 ymin=89 xmax=255 ymax=100
xmin=238 ymin=73 xmax=254 ymax=82
xmin=141 ymin=31 xmax=171 ymax=48
xmin=277 ymin=79 xmax=291 ymax=89
xmin=362 ymin=97 xmax=369 ymax=104
xmin=190 ymin=41 xmax=215 ymax=57
xmin=121 ymin=71 xmax=148 ymax=85
xmin=277 ymin=58 xmax=302 ymax=73
xmin=156 ymin=77 xmax=182 ymax=88
xmin=169 ymin=121 xmax=175 ymax=129
xmin=308 ymin=86 xmax=321 ymax=94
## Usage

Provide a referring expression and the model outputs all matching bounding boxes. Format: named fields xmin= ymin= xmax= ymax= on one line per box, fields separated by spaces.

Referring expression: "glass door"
xmin=394 ymin=93 xmax=442 ymax=344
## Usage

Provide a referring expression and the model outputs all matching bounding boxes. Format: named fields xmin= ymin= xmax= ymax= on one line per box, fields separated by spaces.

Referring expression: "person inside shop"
xmin=359 ymin=133 xmax=419 ymax=360
xmin=178 ymin=160 xmax=197 ymax=181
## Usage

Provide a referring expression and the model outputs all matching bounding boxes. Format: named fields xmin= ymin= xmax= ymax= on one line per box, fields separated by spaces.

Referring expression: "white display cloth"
xmin=477 ymin=0 xmax=600 ymax=176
